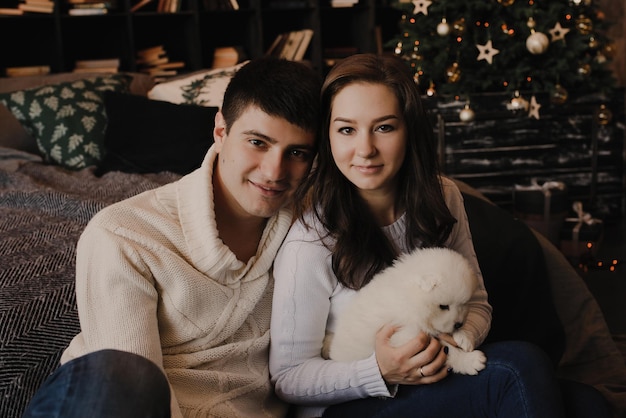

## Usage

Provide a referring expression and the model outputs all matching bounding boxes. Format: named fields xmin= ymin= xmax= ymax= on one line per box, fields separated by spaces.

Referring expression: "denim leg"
xmin=23 ymin=349 xmax=171 ymax=418
xmin=324 ymin=341 xmax=568 ymax=418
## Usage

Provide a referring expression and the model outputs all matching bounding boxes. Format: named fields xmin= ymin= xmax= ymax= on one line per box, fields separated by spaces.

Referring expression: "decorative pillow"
xmin=147 ymin=62 xmax=247 ymax=108
xmin=95 ymin=91 xmax=217 ymax=176
xmin=0 ymin=74 xmax=132 ymax=170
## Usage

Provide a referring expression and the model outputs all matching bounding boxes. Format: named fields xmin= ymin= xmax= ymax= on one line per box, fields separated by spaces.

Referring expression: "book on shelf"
xmin=18 ymin=0 xmax=54 ymax=13
xmin=5 ymin=65 xmax=51 ymax=77
xmin=129 ymin=0 xmax=152 ymax=12
xmin=0 ymin=7 xmax=24 ymax=14
xmin=278 ymin=31 xmax=303 ymax=60
xmin=74 ymin=58 xmax=119 ymax=73
xmin=137 ymin=45 xmax=166 ymax=59
xmin=212 ymin=46 xmax=245 ymax=69
xmin=68 ymin=7 xmax=107 ymax=14
xmin=75 ymin=58 xmax=120 ymax=69
xmin=71 ymin=1 xmax=114 ymax=8
xmin=156 ymin=0 xmax=180 ymax=13
xmin=267 ymin=29 xmax=314 ymax=62
xmin=292 ymin=29 xmax=313 ymax=61
xmin=140 ymin=62 xmax=184 ymax=74
xmin=330 ymin=0 xmax=358 ymax=7
xmin=72 ymin=66 xmax=118 ymax=73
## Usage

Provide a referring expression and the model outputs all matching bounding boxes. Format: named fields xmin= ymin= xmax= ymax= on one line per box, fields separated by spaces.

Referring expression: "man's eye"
xmin=439 ymin=305 xmax=450 ymax=311
xmin=290 ymin=149 xmax=313 ymax=161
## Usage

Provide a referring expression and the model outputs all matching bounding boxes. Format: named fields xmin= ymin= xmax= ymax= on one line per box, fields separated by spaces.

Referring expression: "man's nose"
xmin=260 ymin=151 xmax=286 ymax=181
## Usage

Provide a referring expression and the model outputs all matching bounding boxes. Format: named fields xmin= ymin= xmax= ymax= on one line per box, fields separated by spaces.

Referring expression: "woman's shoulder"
xmin=284 ymin=210 xmax=334 ymax=248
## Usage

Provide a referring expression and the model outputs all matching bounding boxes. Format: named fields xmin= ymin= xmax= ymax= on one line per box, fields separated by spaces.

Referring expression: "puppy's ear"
xmin=416 ymin=273 xmax=439 ymax=292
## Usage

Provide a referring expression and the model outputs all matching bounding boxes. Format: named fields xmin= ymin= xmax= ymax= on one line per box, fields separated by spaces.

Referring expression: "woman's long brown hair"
xmin=294 ymin=53 xmax=457 ymax=290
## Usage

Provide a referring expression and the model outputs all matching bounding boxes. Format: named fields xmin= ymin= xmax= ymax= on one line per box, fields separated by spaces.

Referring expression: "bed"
xmin=1 ymin=71 xmax=625 ymax=418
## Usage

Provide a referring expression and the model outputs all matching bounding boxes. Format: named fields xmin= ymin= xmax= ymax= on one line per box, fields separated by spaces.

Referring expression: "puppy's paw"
xmin=449 ymin=349 xmax=486 ymax=375
xmin=452 ymin=329 xmax=474 ymax=352
xmin=321 ymin=332 xmax=333 ymax=360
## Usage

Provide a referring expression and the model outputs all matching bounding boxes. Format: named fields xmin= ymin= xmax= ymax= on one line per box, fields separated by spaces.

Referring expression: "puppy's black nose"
xmin=454 ymin=322 xmax=463 ymax=329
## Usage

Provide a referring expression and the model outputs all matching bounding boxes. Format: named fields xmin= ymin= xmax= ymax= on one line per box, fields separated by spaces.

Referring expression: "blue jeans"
xmin=323 ymin=341 xmax=610 ymax=418
xmin=22 ymin=349 xmax=171 ymax=418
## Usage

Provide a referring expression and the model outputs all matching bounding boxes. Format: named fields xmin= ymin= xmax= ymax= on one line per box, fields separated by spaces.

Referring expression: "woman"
xmin=269 ymin=53 xmax=606 ymax=417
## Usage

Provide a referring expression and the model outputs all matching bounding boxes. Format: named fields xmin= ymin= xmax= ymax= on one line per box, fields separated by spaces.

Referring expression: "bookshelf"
xmin=0 ymin=0 xmax=398 ymax=76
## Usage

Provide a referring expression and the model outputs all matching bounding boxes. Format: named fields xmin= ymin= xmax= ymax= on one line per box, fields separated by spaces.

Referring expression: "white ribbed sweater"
xmin=62 ymin=146 xmax=292 ymax=418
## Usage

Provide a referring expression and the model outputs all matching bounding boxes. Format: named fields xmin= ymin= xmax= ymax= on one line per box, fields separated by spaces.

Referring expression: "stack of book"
xmin=5 ymin=65 xmax=51 ymax=77
xmin=73 ymin=58 xmax=120 ymax=73
xmin=136 ymin=45 xmax=185 ymax=82
xmin=0 ymin=6 xmax=24 ymax=14
xmin=66 ymin=0 xmax=114 ymax=15
xmin=266 ymin=29 xmax=314 ymax=62
xmin=18 ymin=0 xmax=55 ymax=13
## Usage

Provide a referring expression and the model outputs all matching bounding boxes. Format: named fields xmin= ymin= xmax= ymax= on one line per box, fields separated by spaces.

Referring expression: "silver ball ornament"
xmin=437 ymin=18 xmax=451 ymax=36
xmin=459 ymin=104 xmax=475 ymax=122
xmin=526 ymin=31 xmax=549 ymax=54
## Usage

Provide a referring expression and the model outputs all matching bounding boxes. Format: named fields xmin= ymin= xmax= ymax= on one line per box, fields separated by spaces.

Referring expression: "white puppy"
xmin=325 ymin=247 xmax=486 ymax=376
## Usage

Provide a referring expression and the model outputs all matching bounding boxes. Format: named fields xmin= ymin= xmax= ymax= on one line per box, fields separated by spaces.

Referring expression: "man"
xmin=23 ymin=57 xmax=321 ymax=418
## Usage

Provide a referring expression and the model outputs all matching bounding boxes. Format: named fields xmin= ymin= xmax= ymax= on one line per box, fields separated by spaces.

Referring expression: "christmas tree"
xmin=387 ymin=0 xmax=618 ymax=110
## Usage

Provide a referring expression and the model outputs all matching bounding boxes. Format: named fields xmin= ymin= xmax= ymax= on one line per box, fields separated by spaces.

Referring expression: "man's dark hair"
xmin=221 ymin=57 xmax=321 ymax=135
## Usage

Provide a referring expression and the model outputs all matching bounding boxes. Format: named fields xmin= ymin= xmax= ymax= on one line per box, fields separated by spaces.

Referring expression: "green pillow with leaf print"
xmin=0 ymin=74 xmax=131 ymax=170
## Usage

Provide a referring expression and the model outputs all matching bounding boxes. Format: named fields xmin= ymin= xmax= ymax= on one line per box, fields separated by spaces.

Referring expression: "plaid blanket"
xmin=0 ymin=147 xmax=179 ymax=418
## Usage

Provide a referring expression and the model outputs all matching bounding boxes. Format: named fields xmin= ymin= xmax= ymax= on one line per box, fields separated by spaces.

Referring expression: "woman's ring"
xmin=419 ymin=367 xmax=425 ymax=377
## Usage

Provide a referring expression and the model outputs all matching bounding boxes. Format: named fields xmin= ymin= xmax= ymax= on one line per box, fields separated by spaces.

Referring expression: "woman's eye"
xmin=338 ymin=127 xmax=354 ymax=135
xmin=377 ymin=124 xmax=394 ymax=133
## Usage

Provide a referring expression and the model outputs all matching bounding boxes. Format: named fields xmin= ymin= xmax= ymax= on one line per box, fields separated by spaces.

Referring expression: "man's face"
xmin=213 ymin=105 xmax=316 ymax=219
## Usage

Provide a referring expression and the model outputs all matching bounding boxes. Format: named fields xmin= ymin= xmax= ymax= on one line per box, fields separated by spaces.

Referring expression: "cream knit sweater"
xmin=62 ymin=146 xmax=292 ymax=418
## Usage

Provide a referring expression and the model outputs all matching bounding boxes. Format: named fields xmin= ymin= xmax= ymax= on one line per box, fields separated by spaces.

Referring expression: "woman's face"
xmin=329 ymin=82 xmax=407 ymax=200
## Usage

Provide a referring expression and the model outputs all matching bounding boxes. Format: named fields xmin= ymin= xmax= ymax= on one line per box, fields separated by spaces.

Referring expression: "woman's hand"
xmin=374 ymin=324 xmax=449 ymax=385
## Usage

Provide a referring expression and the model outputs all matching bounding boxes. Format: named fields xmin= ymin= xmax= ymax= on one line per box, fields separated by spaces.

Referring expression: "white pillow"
xmin=147 ymin=62 xmax=247 ymax=108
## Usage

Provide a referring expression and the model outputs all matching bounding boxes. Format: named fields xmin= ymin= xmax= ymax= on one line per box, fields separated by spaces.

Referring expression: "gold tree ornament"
xmin=602 ymin=42 xmax=616 ymax=59
xmin=575 ymin=15 xmax=593 ymax=35
xmin=594 ymin=104 xmax=613 ymax=125
xmin=497 ymin=0 xmax=515 ymax=5
xmin=551 ymin=84 xmax=569 ymax=104
xmin=394 ymin=41 xmax=403 ymax=55
xmin=445 ymin=62 xmax=461 ymax=83
xmin=506 ymin=90 xmax=529 ymax=113
xmin=426 ymin=81 xmax=437 ymax=96
xmin=453 ymin=18 xmax=466 ymax=35
xmin=578 ymin=62 xmax=592 ymax=76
